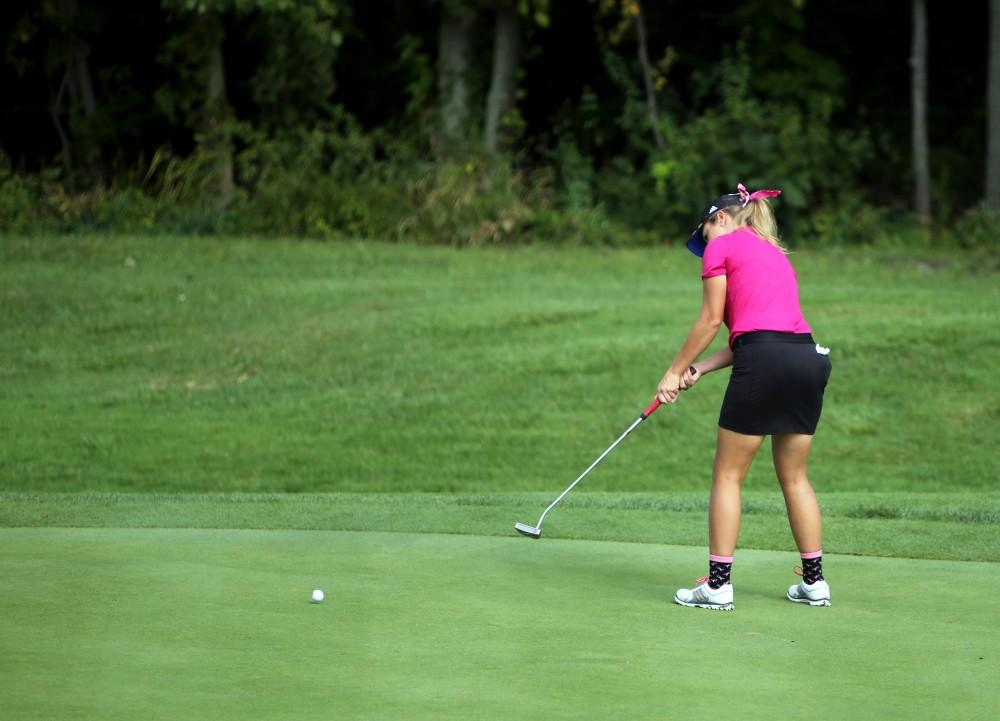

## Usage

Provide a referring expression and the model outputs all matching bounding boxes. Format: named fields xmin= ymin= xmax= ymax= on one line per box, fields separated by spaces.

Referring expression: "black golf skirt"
xmin=719 ymin=331 xmax=832 ymax=436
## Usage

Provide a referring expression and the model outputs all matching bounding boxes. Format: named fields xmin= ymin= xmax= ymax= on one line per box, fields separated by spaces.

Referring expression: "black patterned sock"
xmin=801 ymin=553 xmax=824 ymax=584
xmin=708 ymin=556 xmax=733 ymax=589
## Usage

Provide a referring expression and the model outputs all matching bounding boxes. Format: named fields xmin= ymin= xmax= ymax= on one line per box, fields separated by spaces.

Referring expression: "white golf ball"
xmin=311 ymin=589 xmax=325 ymax=603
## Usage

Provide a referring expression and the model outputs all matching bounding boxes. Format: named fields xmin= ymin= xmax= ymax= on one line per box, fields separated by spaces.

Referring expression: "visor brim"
xmin=686 ymin=228 xmax=707 ymax=257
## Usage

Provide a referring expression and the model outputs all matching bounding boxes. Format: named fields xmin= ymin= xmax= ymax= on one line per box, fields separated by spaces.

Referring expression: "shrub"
xmin=952 ymin=202 xmax=1000 ymax=251
xmin=0 ymin=168 xmax=46 ymax=234
xmin=0 ymin=114 xmax=994 ymax=251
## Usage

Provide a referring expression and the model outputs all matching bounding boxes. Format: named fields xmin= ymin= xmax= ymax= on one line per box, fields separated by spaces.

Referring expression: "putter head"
xmin=514 ymin=522 xmax=542 ymax=539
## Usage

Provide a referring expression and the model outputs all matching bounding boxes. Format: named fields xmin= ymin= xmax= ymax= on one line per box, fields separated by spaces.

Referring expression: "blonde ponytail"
xmin=723 ymin=198 xmax=787 ymax=253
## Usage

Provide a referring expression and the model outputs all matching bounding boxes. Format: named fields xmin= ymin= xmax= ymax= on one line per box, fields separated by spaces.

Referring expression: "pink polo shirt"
xmin=701 ymin=227 xmax=811 ymax=348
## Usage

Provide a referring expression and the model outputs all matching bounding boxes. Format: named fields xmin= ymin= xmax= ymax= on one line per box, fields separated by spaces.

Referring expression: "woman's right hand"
xmin=680 ymin=365 xmax=702 ymax=390
xmin=656 ymin=370 xmax=682 ymax=404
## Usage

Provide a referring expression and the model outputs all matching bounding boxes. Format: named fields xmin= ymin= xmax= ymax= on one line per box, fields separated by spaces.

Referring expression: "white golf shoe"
xmin=674 ymin=578 xmax=734 ymax=611
xmin=787 ymin=579 xmax=831 ymax=606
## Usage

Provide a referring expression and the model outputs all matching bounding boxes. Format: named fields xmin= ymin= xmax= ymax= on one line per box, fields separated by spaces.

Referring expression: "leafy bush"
xmin=952 ymin=202 xmax=1000 ymax=251
xmin=0 ymin=168 xmax=44 ymax=234
xmin=0 ymin=164 xmax=165 ymax=234
xmin=0 ymin=107 xmax=993 ymax=250
xmin=807 ymin=193 xmax=889 ymax=247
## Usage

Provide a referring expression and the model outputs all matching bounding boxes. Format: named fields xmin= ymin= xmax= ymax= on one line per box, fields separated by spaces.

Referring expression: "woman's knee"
xmin=776 ymin=472 xmax=812 ymax=491
xmin=713 ymin=469 xmax=747 ymax=487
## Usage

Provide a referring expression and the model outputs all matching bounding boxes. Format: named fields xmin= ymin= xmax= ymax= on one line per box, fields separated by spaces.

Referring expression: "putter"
xmin=515 ymin=394 xmax=671 ymax=539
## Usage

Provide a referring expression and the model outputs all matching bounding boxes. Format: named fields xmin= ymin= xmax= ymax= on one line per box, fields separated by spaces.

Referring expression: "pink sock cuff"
xmin=709 ymin=554 xmax=734 ymax=563
xmin=800 ymin=550 xmax=823 ymax=560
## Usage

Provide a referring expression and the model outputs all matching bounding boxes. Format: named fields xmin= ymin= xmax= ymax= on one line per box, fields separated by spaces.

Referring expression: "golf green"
xmin=1 ymin=528 xmax=997 ymax=721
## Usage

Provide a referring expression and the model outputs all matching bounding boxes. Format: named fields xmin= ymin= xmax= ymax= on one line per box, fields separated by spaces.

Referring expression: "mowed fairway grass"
xmin=2 ymin=235 xmax=998 ymax=720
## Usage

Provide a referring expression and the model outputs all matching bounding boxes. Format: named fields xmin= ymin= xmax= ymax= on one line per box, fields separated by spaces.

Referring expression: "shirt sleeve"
xmin=701 ymin=239 xmax=727 ymax=278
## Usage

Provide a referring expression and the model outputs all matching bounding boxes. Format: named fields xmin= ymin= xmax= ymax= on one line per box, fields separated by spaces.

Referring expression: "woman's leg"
xmin=709 ymin=428 xmax=765 ymax=556
xmin=772 ymin=433 xmax=822 ymax=552
xmin=674 ymin=427 xmax=764 ymax=609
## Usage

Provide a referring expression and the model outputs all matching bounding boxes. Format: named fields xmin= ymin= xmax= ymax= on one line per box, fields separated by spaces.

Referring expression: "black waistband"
xmin=733 ymin=331 xmax=814 ymax=348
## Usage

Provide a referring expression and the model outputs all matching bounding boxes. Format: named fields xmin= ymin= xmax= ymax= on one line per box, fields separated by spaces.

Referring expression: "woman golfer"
xmin=656 ymin=183 xmax=831 ymax=611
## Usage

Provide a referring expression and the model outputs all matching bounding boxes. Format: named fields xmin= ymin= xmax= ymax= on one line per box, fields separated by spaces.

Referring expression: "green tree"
xmin=157 ymin=0 xmax=346 ymax=206
xmin=4 ymin=0 xmax=107 ymax=184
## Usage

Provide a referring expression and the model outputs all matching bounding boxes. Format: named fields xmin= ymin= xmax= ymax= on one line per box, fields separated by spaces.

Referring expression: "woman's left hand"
xmin=656 ymin=370 xmax=682 ymax=404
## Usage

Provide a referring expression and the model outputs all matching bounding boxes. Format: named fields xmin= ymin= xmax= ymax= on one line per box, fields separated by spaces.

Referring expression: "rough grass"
xmin=2 ymin=235 xmax=997 ymax=495
xmin=2 ymin=491 xmax=997 ymax=562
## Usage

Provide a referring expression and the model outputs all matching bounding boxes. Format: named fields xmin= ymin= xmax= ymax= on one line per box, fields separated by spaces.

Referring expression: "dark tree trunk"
xmin=56 ymin=0 xmax=103 ymax=184
xmin=484 ymin=3 xmax=520 ymax=155
xmin=911 ymin=0 xmax=931 ymax=222
xmin=634 ymin=1 xmax=665 ymax=151
xmin=438 ymin=4 xmax=476 ymax=152
xmin=201 ymin=18 xmax=234 ymax=208
xmin=987 ymin=0 xmax=1000 ymax=207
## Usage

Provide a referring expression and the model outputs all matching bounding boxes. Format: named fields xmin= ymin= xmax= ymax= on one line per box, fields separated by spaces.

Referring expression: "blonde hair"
xmin=720 ymin=198 xmax=787 ymax=253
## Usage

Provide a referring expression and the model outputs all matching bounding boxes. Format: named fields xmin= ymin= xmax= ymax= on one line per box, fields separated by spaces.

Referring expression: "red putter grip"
xmin=643 ymin=367 xmax=698 ymax=418
xmin=641 ymin=399 xmax=661 ymax=418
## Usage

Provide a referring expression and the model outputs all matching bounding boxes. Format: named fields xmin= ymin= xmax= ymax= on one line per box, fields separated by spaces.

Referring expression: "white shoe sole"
xmin=787 ymin=593 xmax=831 ymax=607
xmin=674 ymin=595 xmax=734 ymax=611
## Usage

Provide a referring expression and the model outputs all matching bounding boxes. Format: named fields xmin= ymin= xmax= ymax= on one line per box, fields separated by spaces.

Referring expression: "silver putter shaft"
xmin=515 ymin=397 xmax=664 ymax=539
